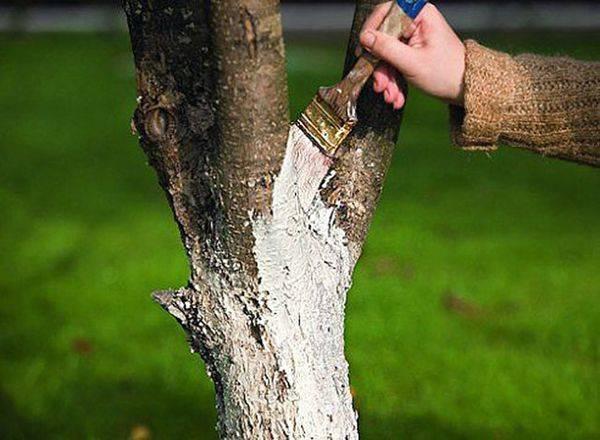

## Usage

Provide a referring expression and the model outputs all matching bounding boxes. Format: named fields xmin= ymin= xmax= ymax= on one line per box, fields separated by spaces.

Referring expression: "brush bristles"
xmin=296 ymin=95 xmax=357 ymax=156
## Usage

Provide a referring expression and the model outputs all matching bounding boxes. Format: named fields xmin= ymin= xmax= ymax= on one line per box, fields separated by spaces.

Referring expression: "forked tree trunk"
xmin=124 ymin=0 xmax=403 ymax=437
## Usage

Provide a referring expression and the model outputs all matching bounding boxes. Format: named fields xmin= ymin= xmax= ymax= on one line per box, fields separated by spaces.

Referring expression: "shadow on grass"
xmin=0 ymin=388 xmax=501 ymax=440
xmin=0 ymin=376 xmax=218 ymax=440
xmin=360 ymin=413 xmax=484 ymax=440
xmin=360 ymin=410 xmax=552 ymax=439
xmin=0 ymin=391 xmax=44 ymax=440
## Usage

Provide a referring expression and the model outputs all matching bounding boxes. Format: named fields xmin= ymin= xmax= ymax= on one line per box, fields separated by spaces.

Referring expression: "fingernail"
xmin=362 ymin=31 xmax=376 ymax=48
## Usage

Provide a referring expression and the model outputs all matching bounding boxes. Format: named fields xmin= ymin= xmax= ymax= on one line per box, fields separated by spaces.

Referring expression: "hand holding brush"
xmin=296 ymin=0 xmax=430 ymax=158
xmin=360 ymin=2 xmax=466 ymax=109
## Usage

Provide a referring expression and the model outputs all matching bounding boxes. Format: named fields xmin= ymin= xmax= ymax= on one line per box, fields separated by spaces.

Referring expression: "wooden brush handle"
xmin=379 ymin=1 xmax=416 ymax=42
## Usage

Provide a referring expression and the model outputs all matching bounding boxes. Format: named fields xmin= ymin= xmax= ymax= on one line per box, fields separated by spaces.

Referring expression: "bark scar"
xmin=241 ymin=7 xmax=258 ymax=58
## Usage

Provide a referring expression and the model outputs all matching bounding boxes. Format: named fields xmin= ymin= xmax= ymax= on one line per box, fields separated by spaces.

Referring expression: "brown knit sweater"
xmin=450 ymin=40 xmax=600 ymax=167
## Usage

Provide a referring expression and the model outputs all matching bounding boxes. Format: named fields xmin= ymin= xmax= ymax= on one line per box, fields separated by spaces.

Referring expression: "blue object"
xmin=396 ymin=0 xmax=428 ymax=19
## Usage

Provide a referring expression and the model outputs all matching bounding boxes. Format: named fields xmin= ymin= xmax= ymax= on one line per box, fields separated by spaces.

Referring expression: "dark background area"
xmin=1 ymin=0 xmax=595 ymax=4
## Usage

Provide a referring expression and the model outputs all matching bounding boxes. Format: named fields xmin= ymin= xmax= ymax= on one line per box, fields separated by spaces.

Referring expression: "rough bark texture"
xmin=124 ymin=0 xmax=402 ymax=438
xmin=324 ymin=0 xmax=405 ymax=259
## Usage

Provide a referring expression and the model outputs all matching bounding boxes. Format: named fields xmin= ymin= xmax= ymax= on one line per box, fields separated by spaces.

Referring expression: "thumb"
xmin=360 ymin=30 xmax=417 ymax=76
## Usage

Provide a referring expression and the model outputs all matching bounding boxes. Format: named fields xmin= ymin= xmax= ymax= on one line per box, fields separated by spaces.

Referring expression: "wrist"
xmin=450 ymin=41 xmax=466 ymax=106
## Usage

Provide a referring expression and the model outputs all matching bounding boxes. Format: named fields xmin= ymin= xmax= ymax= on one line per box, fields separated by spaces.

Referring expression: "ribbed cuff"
xmin=450 ymin=40 xmax=517 ymax=151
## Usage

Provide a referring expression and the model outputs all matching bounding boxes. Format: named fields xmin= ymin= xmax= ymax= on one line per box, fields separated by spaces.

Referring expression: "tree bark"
xmin=124 ymin=0 xmax=402 ymax=438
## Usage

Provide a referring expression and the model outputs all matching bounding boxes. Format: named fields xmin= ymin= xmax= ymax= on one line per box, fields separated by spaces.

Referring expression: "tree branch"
xmin=324 ymin=0 xmax=405 ymax=259
xmin=209 ymin=0 xmax=290 ymax=272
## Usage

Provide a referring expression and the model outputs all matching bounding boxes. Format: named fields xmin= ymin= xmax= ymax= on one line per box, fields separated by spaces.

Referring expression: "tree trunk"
xmin=123 ymin=0 xmax=403 ymax=437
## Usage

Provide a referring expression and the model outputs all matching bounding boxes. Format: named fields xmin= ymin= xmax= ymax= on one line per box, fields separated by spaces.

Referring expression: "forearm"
xmin=451 ymin=40 xmax=600 ymax=167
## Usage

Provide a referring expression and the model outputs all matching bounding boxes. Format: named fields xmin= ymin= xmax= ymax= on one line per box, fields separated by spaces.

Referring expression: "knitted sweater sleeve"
xmin=450 ymin=40 xmax=600 ymax=167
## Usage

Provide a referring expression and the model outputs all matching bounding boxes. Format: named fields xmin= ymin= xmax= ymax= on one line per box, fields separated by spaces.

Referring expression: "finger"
xmin=386 ymin=75 xmax=401 ymax=103
xmin=420 ymin=3 xmax=443 ymax=23
xmin=377 ymin=62 xmax=397 ymax=80
xmin=360 ymin=30 xmax=418 ymax=76
xmin=402 ymin=21 xmax=418 ymax=40
xmin=393 ymin=92 xmax=406 ymax=110
xmin=373 ymin=71 xmax=388 ymax=93
xmin=379 ymin=63 xmax=406 ymax=109
xmin=361 ymin=1 xmax=393 ymax=32
xmin=373 ymin=64 xmax=394 ymax=93
xmin=357 ymin=3 xmax=392 ymax=57
xmin=383 ymin=89 xmax=395 ymax=105
xmin=413 ymin=4 xmax=444 ymax=40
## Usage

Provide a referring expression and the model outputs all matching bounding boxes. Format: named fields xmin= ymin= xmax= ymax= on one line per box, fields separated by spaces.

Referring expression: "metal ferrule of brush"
xmin=297 ymin=94 xmax=357 ymax=156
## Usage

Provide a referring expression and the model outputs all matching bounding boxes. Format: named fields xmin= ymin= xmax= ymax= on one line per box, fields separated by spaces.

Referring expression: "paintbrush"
xmin=290 ymin=0 xmax=428 ymax=211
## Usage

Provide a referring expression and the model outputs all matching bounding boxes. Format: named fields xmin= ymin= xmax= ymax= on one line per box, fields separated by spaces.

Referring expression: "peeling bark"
xmin=124 ymin=0 xmax=403 ymax=438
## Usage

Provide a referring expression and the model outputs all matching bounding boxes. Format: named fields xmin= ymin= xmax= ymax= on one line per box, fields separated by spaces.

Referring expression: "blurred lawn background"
xmin=1 ymin=30 xmax=599 ymax=439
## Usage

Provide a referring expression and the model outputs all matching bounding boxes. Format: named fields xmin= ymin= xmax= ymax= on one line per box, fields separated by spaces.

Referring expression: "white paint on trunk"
xmin=252 ymin=125 xmax=359 ymax=439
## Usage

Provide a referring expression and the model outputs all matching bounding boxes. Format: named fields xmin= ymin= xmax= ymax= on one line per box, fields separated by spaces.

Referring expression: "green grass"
xmin=1 ymin=31 xmax=599 ymax=439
